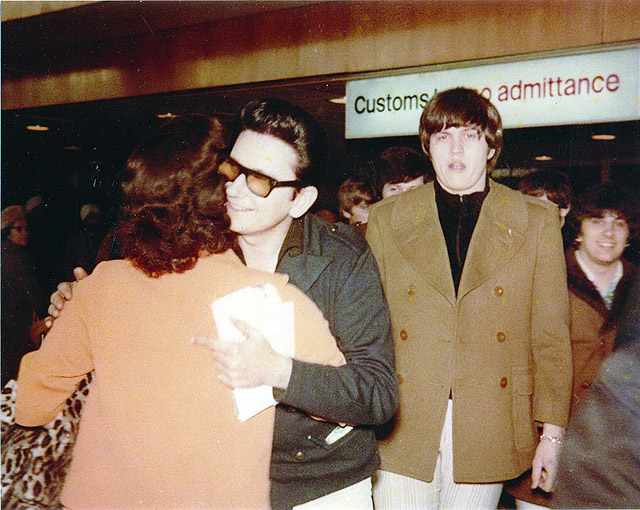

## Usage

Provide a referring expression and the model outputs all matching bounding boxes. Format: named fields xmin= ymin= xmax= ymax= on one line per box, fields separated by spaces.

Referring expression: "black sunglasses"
xmin=218 ymin=157 xmax=304 ymax=198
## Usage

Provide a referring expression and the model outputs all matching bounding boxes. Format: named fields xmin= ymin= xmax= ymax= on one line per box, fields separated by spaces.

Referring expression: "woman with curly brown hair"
xmin=15 ymin=115 xmax=344 ymax=510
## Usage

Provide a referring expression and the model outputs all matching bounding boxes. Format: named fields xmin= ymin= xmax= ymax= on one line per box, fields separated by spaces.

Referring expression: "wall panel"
xmin=3 ymin=0 xmax=639 ymax=110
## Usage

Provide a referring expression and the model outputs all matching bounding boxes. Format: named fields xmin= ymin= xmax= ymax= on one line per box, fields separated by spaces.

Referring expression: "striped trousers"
xmin=373 ymin=400 xmax=503 ymax=510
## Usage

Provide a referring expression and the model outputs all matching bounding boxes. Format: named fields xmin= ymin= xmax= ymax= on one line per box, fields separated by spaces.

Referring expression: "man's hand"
xmin=45 ymin=267 xmax=88 ymax=327
xmin=29 ymin=317 xmax=49 ymax=348
xmin=531 ymin=423 xmax=564 ymax=492
xmin=192 ymin=318 xmax=292 ymax=390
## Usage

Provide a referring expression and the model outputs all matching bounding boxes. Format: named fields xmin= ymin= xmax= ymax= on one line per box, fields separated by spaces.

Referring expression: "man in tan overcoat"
xmin=367 ymin=88 xmax=572 ymax=510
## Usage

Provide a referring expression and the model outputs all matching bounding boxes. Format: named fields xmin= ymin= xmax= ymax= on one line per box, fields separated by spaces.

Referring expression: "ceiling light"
xmin=329 ymin=96 xmax=346 ymax=105
xmin=591 ymin=133 xmax=616 ymax=141
xmin=534 ymin=155 xmax=553 ymax=161
xmin=156 ymin=112 xmax=180 ymax=119
xmin=26 ymin=124 xmax=49 ymax=131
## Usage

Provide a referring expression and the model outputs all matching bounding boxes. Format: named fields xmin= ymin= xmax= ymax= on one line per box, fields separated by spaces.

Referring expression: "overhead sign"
xmin=345 ymin=46 xmax=640 ymax=138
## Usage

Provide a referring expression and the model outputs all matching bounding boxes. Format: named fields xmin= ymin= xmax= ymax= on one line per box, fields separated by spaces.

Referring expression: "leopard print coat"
xmin=1 ymin=372 xmax=93 ymax=510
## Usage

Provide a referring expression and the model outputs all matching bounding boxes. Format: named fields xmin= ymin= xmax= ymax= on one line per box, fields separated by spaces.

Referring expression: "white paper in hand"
xmin=211 ymin=284 xmax=294 ymax=421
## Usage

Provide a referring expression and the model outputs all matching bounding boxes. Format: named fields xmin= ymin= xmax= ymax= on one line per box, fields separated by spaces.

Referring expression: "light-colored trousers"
xmin=515 ymin=499 xmax=549 ymax=509
xmin=293 ymin=477 xmax=373 ymax=510
xmin=373 ymin=400 xmax=503 ymax=510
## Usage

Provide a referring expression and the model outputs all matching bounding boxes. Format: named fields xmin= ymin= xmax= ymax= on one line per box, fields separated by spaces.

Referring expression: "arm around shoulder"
xmin=16 ymin=283 xmax=94 ymax=426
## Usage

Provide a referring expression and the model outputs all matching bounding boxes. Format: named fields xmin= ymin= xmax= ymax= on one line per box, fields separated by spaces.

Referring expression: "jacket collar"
xmin=276 ymin=215 xmax=332 ymax=293
xmin=566 ymin=247 xmax=637 ymax=326
xmin=459 ymin=180 xmax=529 ymax=298
xmin=390 ymin=180 xmax=528 ymax=303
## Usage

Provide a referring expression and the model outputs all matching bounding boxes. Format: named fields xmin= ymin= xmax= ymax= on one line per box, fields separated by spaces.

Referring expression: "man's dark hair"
xmin=374 ymin=146 xmax=429 ymax=198
xmin=567 ymin=181 xmax=639 ymax=244
xmin=419 ymin=87 xmax=503 ymax=171
xmin=237 ymin=97 xmax=325 ymax=184
xmin=518 ymin=169 xmax=573 ymax=209
xmin=117 ymin=114 xmax=235 ymax=277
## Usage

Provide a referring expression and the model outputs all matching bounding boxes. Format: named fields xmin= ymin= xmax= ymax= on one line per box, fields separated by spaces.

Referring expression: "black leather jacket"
xmin=270 ymin=214 xmax=398 ymax=509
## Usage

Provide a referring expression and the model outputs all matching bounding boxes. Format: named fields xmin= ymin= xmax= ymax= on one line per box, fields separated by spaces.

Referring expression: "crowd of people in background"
xmin=1 ymin=198 xmax=109 ymax=384
xmin=337 ymin=146 xmax=432 ymax=235
xmin=1 ymin=204 xmax=48 ymax=386
xmin=2 ymin=88 xmax=639 ymax=510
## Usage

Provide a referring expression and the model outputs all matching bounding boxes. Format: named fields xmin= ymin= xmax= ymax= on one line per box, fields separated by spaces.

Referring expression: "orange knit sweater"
xmin=16 ymin=250 xmax=344 ymax=510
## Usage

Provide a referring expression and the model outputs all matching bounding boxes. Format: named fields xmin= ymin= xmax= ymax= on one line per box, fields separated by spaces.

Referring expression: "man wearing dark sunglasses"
xmin=216 ymin=98 xmax=398 ymax=510
xmin=48 ymin=98 xmax=397 ymax=510
xmin=218 ymin=157 xmax=305 ymax=198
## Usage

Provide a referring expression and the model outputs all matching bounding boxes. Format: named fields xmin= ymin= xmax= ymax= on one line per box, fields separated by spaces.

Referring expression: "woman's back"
xmin=16 ymin=250 xmax=343 ymax=510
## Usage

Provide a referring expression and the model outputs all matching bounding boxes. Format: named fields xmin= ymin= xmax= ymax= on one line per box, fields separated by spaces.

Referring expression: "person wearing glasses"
xmin=2 ymin=205 xmax=48 ymax=385
xmin=17 ymin=114 xmax=346 ymax=509
xmin=213 ymin=98 xmax=396 ymax=510
xmin=48 ymin=98 xmax=398 ymax=510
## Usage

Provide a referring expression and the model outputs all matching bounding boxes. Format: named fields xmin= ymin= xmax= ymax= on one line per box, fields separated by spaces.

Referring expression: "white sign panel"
xmin=346 ymin=47 xmax=640 ymax=139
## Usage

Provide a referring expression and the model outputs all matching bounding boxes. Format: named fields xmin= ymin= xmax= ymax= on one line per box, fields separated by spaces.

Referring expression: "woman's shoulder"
xmin=198 ymin=251 xmax=290 ymax=289
xmin=89 ymin=258 xmax=136 ymax=278
xmin=74 ymin=259 xmax=138 ymax=293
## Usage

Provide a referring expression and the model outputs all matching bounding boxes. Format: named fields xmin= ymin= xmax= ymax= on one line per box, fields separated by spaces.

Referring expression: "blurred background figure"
xmin=24 ymin=195 xmax=62 ymax=294
xmin=517 ymin=169 xmax=572 ymax=227
xmin=338 ymin=177 xmax=376 ymax=236
xmin=1 ymin=205 xmax=48 ymax=386
xmin=314 ymin=208 xmax=338 ymax=223
xmin=518 ymin=169 xmax=573 ymax=250
xmin=374 ymin=146 xmax=431 ymax=200
xmin=506 ymin=181 xmax=638 ymax=510
xmin=62 ymin=203 xmax=106 ymax=280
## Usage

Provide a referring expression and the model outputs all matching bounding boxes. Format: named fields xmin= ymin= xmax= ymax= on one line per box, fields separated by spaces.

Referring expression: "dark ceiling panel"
xmin=2 ymin=1 xmax=314 ymax=58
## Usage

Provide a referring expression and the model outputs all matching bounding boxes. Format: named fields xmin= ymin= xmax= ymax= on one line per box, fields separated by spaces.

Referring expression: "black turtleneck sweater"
xmin=434 ymin=179 xmax=489 ymax=294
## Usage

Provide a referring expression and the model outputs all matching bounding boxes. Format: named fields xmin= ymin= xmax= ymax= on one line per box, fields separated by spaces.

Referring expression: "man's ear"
xmin=290 ymin=186 xmax=318 ymax=219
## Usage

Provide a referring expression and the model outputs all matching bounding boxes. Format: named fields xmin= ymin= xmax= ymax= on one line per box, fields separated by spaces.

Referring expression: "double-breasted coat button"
xmin=294 ymin=451 xmax=306 ymax=461
xmin=397 ymin=373 xmax=404 ymax=384
xmin=400 ymin=329 xmax=408 ymax=341
xmin=408 ymin=285 xmax=417 ymax=296
xmin=500 ymin=377 xmax=508 ymax=388
xmin=496 ymin=332 xmax=506 ymax=342
xmin=494 ymin=286 xmax=504 ymax=297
